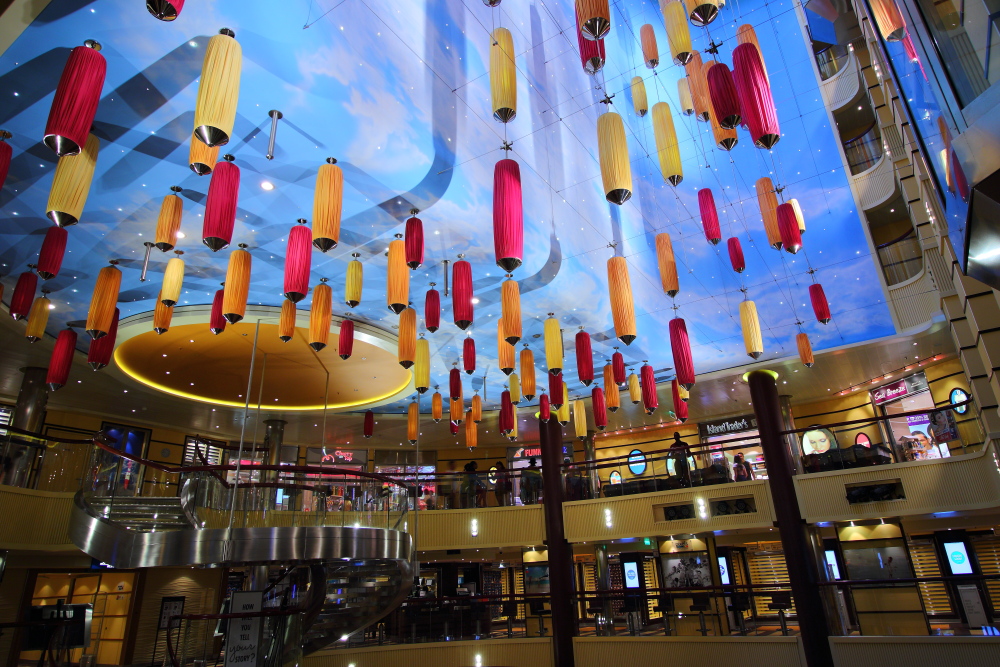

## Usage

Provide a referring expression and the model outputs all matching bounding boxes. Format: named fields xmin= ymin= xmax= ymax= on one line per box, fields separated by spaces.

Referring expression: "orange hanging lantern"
xmin=313 ymin=158 xmax=342 ymax=252
xmin=153 ymin=292 xmax=172 ymax=334
xmin=222 ymin=243 xmax=251 ymax=323
xmin=685 ymin=52 xmax=711 ymax=121
xmin=755 ymin=177 xmax=782 ymax=249
xmin=604 ymin=363 xmax=620 ymax=413
xmin=640 ymin=24 xmax=659 ymax=68
xmin=407 ymin=401 xmax=419 ymax=445
xmin=521 ymin=345 xmax=536 ymax=400
xmin=498 ymin=317 xmax=515 ymax=375
xmin=308 ymin=278 xmax=332 ymax=351
xmin=797 ymin=331 xmax=815 ymax=368
xmin=432 ymin=391 xmax=443 ymax=422
xmin=871 ymin=0 xmax=906 ymax=41
xmin=465 ymin=412 xmax=477 ymax=449
xmin=86 ymin=260 xmax=121 ymax=339
xmin=655 ymin=233 xmax=679 ymax=296
xmin=279 ymin=299 xmax=295 ymax=342
xmin=607 ymin=256 xmax=637 ymax=345
xmin=154 ymin=187 xmax=184 ymax=251
xmin=398 ymin=306 xmax=417 ymax=369
xmin=25 ymin=291 xmax=51 ymax=343
xmin=188 ymin=132 xmax=218 ymax=175
xmin=501 ymin=277 xmax=521 ymax=345
xmin=451 ymin=394 xmax=464 ymax=424
xmin=472 ymin=393 xmax=483 ymax=423
xmin=386 ymin=234 xmax=409 ymax=314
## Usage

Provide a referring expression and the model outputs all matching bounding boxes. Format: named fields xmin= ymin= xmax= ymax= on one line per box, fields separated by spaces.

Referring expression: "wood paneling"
xmin=0 ymin=487 xmax=74 ymax=550
xmin=305 ymin=638 xmax=553 ymax=667
xmin=411 ymin=505 xmax=546 ymax=550
xmin=574 ymin=636 xmax=805 ymax=667
xmin=829 ymin=636 xmax=1000 ymax=667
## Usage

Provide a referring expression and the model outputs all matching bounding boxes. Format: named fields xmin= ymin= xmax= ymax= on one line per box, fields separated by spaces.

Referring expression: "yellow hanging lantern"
xmin=685 ymin=0 xmax=720 ymax=26
xmin=345 ymin=252 xmax=363 ymax=307
xmin=627 ymin=372 xmax=642 ymax=404
xmin=46 ymin=133 xmax=99 ymax=227
xmin=607 ymin=256 xmax=637 ymax=345
xmin=451 ymin=395 xmax=464 ymax=424
xmin=160 ymin=251 xmax=185 ymax=307
xmin=655 ymin=233 xmax=679 ymax=297
xmin=508 ymin=407 xmax=519 ymax=441
xmin=520 ymin=345 xmax=536 ymax=400
xmin=308 ymin=278 xmax=332 ymax=351
xmin=797 ymin=332 xmax=815 ymax=367
xmin=193 ymin=28 xmax=242 ymax=147
xmin=472 ymin=393 xmax=483 ymax=423
xmin=501 ymin=277 xmax=521 ymax=345
xmin=398 ymin=306 xmax=417 ymax=369
xmin=685 ymin=52 xmax=711 ymax=121
xmin=740 ymin=299 xmax=763 ymax=360
xmin=544 ymin=313 xmax=563 ymax=375
xmin=736 ymin=25 xmax=769 ymax=83
xmin=661 ymin=0 xmax=693 ymax=65
xmin=415 ymin=336 xmax=430 ymax=393
xmin=509 ymin=372 xmax=521 ymax=404
xmin=86 ymin=260 xmax=121 ymax=339
xmin=597 ymin=112 xmax=632 ymax=205
xmin=651 ymin=102 xmax=682 ymax=185
xmin=465 ymin=413 xmax=477 ymax=448
xmin=432 ymin=391 xmax=443 ymax=422
xmin=573 ymin=399 xmax=588 ymax=440
xmin=407 ymin=401 xmax=419 ymax=445
xmin=710 ymin=105 xmax=738 ymax=150
xmin=788 ymin=198 xmax=806 ymax=234
xmin=188 ymin=132 xmax=218 ymax=175
xmin=604 ymin=363 xmax=620 ymax=412
xmin=278 ymin=299 xmax=295 ymax=342
xmin=313 ymin=158 xmax=343 ymax=252
xmin=153 ymin=292 xmax=172 ymax=334
xmin=677 ymin=383 xmax=690 ymax=402
xmin=755 ymin=177 xmax=782 ymax=249
xmin=498 ymin=317 xmax=515 ymax=375
xmin=576 ymin=0 xmax=611 ymax=40
xmin=678 ymin=78 xmax=695 ymax=115
xmin=154 ymin=188 xmax=183 ymax=251
xmin=631 ymin=76 xmax=648 ymax=118
xmin=640 ymin=24 xmax=659 ymax=68
xmin=386 ymin=235 xmax=409 ymax=314
xmin=490 ymin=27 xmax=517 ymax=123
xmin=557 ymin=384 xmax=571 ymax=426
xmin=870 ymin=0 xmax=907 ymax=41
xmin=25 ymin=293 xmax=51 ymax=342
xmin=222 ymin=243 xmax=251 ymax=324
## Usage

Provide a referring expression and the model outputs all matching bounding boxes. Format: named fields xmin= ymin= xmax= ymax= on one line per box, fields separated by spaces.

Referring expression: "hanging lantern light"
xmin=500 ymin=391 xmax=513 ymax=435
xmin=777 ymin=202 xmax=803 ymax=254
xmin=160 ymin=250 xmax=185 ymax=307
xmin=493 ymin=158 xmax=524 ymax=272
xmin=153 ymin=292 xmax=172 ymax=334
xmin=309 ymin=278 xmax=332 ymax=352
xmin=710 ymin=105 xmax=738 ymax=150
xmin=415 ymin=336 xmax=430 ymax=393
xmin=672 ymin=379 xmax=688 ymax=423
xmin=153 ymin=187 xmax=184 ymax=251
xmin=46 ymin=328 xmax=77 ymax=390
xmin=451 ymin=393 xmax=464 ymax=424
xmin=631 ymin=77 xmax=649 ymax=117
xmin=651 ymin=102 xmax=683 ymax=185
xmin=87 ymin=307 xmax=118 ymax=370
xmin=612 ymin=349 xmax=626 ymax=385
xmin=728 ymin=237 xmax=745 ymax=273
xmin=490 ymin=27 xmax=517 ymax=123
xmin=37 ymin=227 xmax=67 ymax=281
xmin=661 ymin=1 xmax=692 ymax=64
xmin=510 ymin=373 xmax=522 ymax=404
xmin=86 ymin=261 xmax=121 ymax=339
xmin=678 ymin=78 xmax=695 ymax=115
xmin=363 ymin=410 xmax=374 ymax=439
xmin=398 ymin=307 xmax=417 ymax=369
xmin=189 ymin=132 xmax=218 ymax=176
xmin=797 ymin=331 xmax=815 ymax=367
xmin=0 ymin=133 xmax=9 ymax=191
xmin=755 ymin=177 xmax=782 ymax=249
xmin=202 ymin=155 xmax=240 ymax=251
xmin=733 ymin=43 xmax=780 ymax=149
xmin=685 ymin=52 xmax=711 ymax=121
xmin=407 ymin=401 xmax=419 ymax=445
xmin=655 ymin=233 xmax=680 ymax=296
xmin=472 ymin=393 xmax=483 ymax=423
xmin=148 ymin=0 xmax=185 ymax=21
xmin=544 ymin=313 xmax=563 ymax=375
xmin=871 ymin=0 xmax=906 ymax=41
xmin=465 ymin=412 xmax=477 ymax=448
xmin=404 ymin=210 xmax=424 ymax=269
xmin=558 ymin=385 xmax=571 ymax=426
xmin=501 ymin=277 xmax=521 ymax=345
xmin=707 ymin=63 xmax=741 ymax=129
xmin=576 ymin=328 xmax=594 ymax=386
xmin=284 ymin=219 xmax=312 ymax=302
xmin=740 ymin=298 xmax=763 ymax=359
xmin=641 ymin=363 xmax=658 ymax=415
xmin=573 ymin=400 xmax=588 ymax=440
xmin=576 ymin=10 xmax=606 ymax=73
xmin=810 ymin=283 xmax=831 ymax=324
xmin=592 ymin=387 xmax=607 ymax=431
xmin=604 ymin=364 xmax=621 ymax=413
xmin=736 ymin=25 xmax=768 ymax=82
xmin=463 ymin=336 xmax=476 ymax=375
xmin=338 ymin=319 xmax=355 ymax=360
xmin=607 ymin=256 xmax=637 ymax=345
xmin=279 ymin=299 xmax=295 ymax=342
xmin=43 ymin=41 xmax=105 ymax=157
xmin=550 ymin=373 xmax=564 ymax=409
xmin=46 ymin=133 xmax=99 ymax=227
xmin=577 ymin=0 xmax=611 ymax=40
xmin=345 ymin=252 xmax=363 ymax=308
xmin=789 ymin=198 xmax=806 ymax=234
xmin=669 ymin=317 xmax=695 ymax=389
xmin=640 ymin=24 xmax=659 ymax=68
xmin=498 ymin=317 xmax=515 ymax=375
xmin=521 ymin=345 xmax=536 ymax=400
xmin=432 ymin=391 xmax=443 ymax=422
xmin=453 ymin=255 xmax=474 ymax=330
xmin=450 ymin=366 xmax=463 ymax=402
xmin=508 ymin=408 xmax=519 ymax=442
xmin=210 ymin=287 xmax=226 ymax=335
xmin=627 ymin=371 xmax=641 ymax=404
xmin=222 ymin=243 xmax=251 ymax=323
xmin=597 ymin=112 xmax=632 ymax=205
xmin=425 ymin=283 xmax=440 ymax=333
xmin=25 ymin=291 xmax=51 ymax=342
xmin=193 ymin=28 xmax=242 ymax=147
xmin=677 ymin=383 xmax=690 ymax=402
xmin=451 ymin=419 xmax=460 ymax=436
xmin=312 ymin=157 xmax=342 ymax=252
xmin=539 ymin=394 xmax=551 ymax=422
xmin=386 ymin=234 xmax=409 ymax=314
xmin=698 ymin=189 xmax=721 ymax=245
xmin=686 ymin=0 xmax=720 ymax=27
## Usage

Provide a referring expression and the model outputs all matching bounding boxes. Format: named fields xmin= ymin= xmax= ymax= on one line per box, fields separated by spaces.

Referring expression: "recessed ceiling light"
xmin=260 ymin=181 xmax=275 ymax=191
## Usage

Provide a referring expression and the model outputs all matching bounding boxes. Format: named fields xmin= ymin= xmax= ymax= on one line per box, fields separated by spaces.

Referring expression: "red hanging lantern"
xmin=147 ymin=0 xmax=185 ymax=21
xmin=338 ymin=319 xmax=354 ymax=360
xmin=47 ymin=328 xmax=77 ymax=390
xmin=640 ymin=363 xmax=657 ymax=415
xmin=810 ymin=283 xmax=831 ymax=324
xmin=450 ymin=420 xmax=460 ymax=435
xmin=576 ymin=329 xmax=594 ymax=386
xmin=10 ymin=271 xmax=37 ymax=321
xmin=0 ymin=135 xmax=11 ymax=191
xmin=592 ymin=386 xmax=607 ymax=431
xmin=500 ymin=390 xmax=513 ymax=435
xmin=727 ymin=237 xmax=745 ymax=273
xmin=363 ymin=410 xmax=374 ymax=438
xmin=732 ymin=43 xmax=780 ymax=149
xmin=453 ymin=257 xmax=474 ymax=330
xmin=777 ymin=202 xmax=803 ymax=254
xmin=463 ymin=337 xmax=476 ymax=375
xmin=43 ymin=42 xmax=106 ymax=157
xmin=577 ymin=11 xmax=606 ymax=74
xmin=698 ymin=188 xmax=721 ymax=245
xmin=425 ymin=284 xmax=440 ymax=333
xmin=87 ymin=308 xmax=118 ymax=370
xmin=283 ymin=220 xmax=312 ymax=302
xmin=493 ymin=159 xmax=523 ymax=272
xmin=210 ymin=288 xmax=226 ymax=334
xmin=672 ymin=379 xmax=688 ymax=423
xmin=539 ymin=393 xmax=551 ymax=422
xmin=202 ymin=156 xmax=240 ymax=251
xmin=707 ymin=63 xmax=741 ymax=129
xmin=549 ymin=373 xmax=563 ymax=409
xmin=669 ymin=317 xmax=695 ymax=390
xmin=405 ymin=212 xmax=424 ymax=269
xmin=450 ymin=367 xmax=462 ymax=401
xmin=612 ymin=349 xmax=626 ymax=385
xmin=37 ymin=227 xmax=68 ymax=281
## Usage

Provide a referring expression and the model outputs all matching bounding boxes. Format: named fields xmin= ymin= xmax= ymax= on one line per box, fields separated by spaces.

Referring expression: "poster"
xmin=928 ymin=410 xmax=959 ymax=444
xmin=660 ymin=553 xmax=712 ymax=589
xmin=225 ymin=591 xmax=263 ymax=667
xmin=897 ymin=414 xmax=944 ymax=460
xmin=524 ymin=565 xmax=550 ymax=595
xmin=158 ymin=596 xmax=185 ymax=630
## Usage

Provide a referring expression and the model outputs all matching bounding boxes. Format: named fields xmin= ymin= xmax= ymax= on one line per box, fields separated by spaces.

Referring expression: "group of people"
xmin=460 ymin=458 xmax=543 ymax=508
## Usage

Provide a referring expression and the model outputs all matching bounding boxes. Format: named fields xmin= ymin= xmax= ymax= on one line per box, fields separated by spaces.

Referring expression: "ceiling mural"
xmin=0 ymin=0 xmax=894 ymax=413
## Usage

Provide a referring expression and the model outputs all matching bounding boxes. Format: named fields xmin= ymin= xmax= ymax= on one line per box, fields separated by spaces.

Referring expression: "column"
xmin=582 ymin=431 xmax=599 ymax=499
xmin=540 ymin=418 xmax=575 ymax=667
xmin=12 ymin=367 xmax=49 ymax=432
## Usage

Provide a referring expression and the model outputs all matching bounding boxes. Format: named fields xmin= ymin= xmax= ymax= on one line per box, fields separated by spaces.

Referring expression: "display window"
xmin=703 ymin=430 xmax=767 ymax=480
xmin=877 ymin=373 xmax=952 ymax=461
xmin=96 ymin=423 xmax=151 ymax=497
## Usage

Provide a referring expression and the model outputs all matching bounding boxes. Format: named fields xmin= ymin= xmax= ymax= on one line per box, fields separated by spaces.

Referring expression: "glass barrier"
xmin=0 ymin=428 xmax=96 ymax=492
xmin=816 ymin=44 xmax=851 ymax=80
xmin=844 ymin=123 xmax=884 ymax=175
xmin=876 ymin=229 xmax=924 ymax=285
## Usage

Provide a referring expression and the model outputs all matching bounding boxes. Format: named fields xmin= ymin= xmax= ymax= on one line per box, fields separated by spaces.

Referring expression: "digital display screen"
xmin=717 ymin=556 xmax=730 ymax=585
xmin=825 ymin=550 xmax=841 ymax=580
xmin=943 ymin=541 xmax=974 ymax=575
xmin=623 ymin=561 xmax=641 ymax=589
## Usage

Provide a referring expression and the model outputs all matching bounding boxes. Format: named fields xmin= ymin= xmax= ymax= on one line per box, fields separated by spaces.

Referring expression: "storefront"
xmin=374 ymin=450 xmax=437 ymax=510
xmin=870 ymin=372 xmax=955 ymax=462
xmin=698 ymin=415 xmax=766 ymax=481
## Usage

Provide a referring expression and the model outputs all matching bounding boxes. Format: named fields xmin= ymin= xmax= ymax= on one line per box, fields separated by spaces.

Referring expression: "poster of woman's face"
xmin=801 ymin=427 xmax=837 ymax=455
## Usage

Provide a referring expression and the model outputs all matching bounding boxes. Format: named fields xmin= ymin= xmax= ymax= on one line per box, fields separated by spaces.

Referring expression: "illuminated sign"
xmin=943 ymin=541 xmax=974 ymax=575
xmin=950 ymin=388 xmax=969 ymax=414
xmin=627 ymin=450 xmax=647 ymax=475
xmin=699 ymin=414 xmax=757 ymax=438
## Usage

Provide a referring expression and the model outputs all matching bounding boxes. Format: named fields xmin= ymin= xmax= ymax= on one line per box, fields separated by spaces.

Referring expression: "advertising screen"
xmin=943 ymin=542 xmax=974 ymax=575
xmin=623 ymin=561 xmax=641 ymax=589
xmin=717 ymin=556 xmax=730 ymax=585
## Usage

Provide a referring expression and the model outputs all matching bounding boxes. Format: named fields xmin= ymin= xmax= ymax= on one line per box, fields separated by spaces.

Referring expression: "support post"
xmin=540 ymin=418 xmax=575 ymax=667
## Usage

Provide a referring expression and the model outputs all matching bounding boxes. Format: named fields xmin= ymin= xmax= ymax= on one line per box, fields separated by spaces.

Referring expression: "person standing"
xmin=733 ymin=452 xmax=755 ymax=481
xmin=520 ymin=458 xmax=543 ymax=504
xmin=494 ymin=461 xmax=512 ymax=506
xmin=668 ymin=432 xmax=691 ymax=487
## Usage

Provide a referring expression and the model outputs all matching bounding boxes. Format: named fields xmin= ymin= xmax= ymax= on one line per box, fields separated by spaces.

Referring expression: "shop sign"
xmin=699 ymin=414 xmax=757 ymax=438
xmin=306 ymin=447 xmax=368 ymax=466
xmin=509 ymin=444 xmax=569 ymax=460
xmin=870 ymin=372 xmax=928 ymax=405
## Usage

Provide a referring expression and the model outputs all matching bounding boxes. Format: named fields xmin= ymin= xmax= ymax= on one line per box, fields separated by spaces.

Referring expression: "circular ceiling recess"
xmin=113 ymin=306 xmax=412 ymax=411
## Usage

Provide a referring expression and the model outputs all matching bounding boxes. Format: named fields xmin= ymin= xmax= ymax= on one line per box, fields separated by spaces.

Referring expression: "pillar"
xmin=540 ymin=418 xmax=575 ymax=667
xmin=779 ymin=395 xmax=802 ymax=475
xmin=748 ymin=371 xmax=833 ymax=667
xmin=13 ymin=367 xmax=49 ymax=432
xmin=263 ymin=419 xmax=287 ymax=466
xmin=582 ymin=431 xmax=600 ymax=499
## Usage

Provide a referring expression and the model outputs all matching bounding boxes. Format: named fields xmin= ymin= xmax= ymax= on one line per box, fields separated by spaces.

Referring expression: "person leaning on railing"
xmin=667 ymin=432 xmax=692 ymax=488
xmin=520 ymin=458 xmax=542 ymax=505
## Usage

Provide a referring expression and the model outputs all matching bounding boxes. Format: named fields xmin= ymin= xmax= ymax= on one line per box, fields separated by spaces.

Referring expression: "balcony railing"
xmin=844 ymin=123 xmax=884 ymax=175
xmin=877 ymin=229 xmax=924 ymax=286
xmin=816 ymin=44 xmax=851 ymax=81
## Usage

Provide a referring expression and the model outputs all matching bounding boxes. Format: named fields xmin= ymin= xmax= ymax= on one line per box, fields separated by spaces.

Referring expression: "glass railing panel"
xmin=877 ymin=230 xmax=923 ymax=285
xmin=845 ymin=125 xmax=884 ymax=175
xmin=817 ymin=44 xmax=850 ymax=80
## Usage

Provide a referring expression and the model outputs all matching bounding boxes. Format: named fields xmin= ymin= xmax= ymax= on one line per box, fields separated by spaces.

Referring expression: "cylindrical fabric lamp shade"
xmin=558 ymin=385 xmax=571 ymax=426
xmin=604 ymin=364 xmax=620 ymax=412
xmin=678 ymin=78 xmax=695 ymax=115
xmin=797 ymin=332 xmax=815 ymax=367
xmin=733 ymin=43 xmax=780 ymax=149
xmin=202 ymin=158 xmax=240 ymax=251
xmin=755 ymin=177 xmax=782 ymax=249
xmin=463 ymin=336 xmax=476 ymax=374
xmin=686 ymin=0 xmax=720 ymax=27
xmin=641 ymin=364 xmax=658 ymax=415
xmin=493 ymin=159 xmax=524 ymax=272
xmin=46 ymin=133 xmax=99 ymax=227
xmin=308 ymin=280 xmax=332 ymax=351
xmin=47 ymin=328 xmax=77 ymax=390
xmin=313 ymin=158 xmax=342 ymax=252
xmin=154 ymin=191 xmax=183 ymax=251
xmin=425 ymin=286 xmax=441 ymax=333
xmin=510 ymin=372 xmax=522 ymax=404
xmin=640 ymin=24 xmax=659 ymax=68
xmin=661 ymin=0 xmax=693 ymax=64
xmin=451 ymin=394 xmax=464 ymax=424
xmin=627 ymin=372 xmax=641 ymax=404
xmin=707 ymin=62 xmax=741 ymax=129
xmin=432 ymin=392 xmax=443 ymax=422
xmin=386 ymin=237 xmax=409 ymax=314
xmin=284 ymin=222 xmax=312 ymax=302
xmin=86 ymin=263 xmax=121 ymax=339
xmin=153 ymin=292 xmax=172 ymax=334
xmin=9 ymin=272 xmax=36 ymax=321
xmin=810 ymin=283 xmax=831 ymax=323
xmin=736 ymin=25 xmax=768 ymax=82
xmin=338 ymin=319 xmax=355 ymax=360
xmin=740 ymin=300 xmax=763 ymax=359
xmin=450 ymin=367 xmax=463 ymax=402
xmin=472 ymin=394 xmax=483 ymax=423
xmin=37 ymin=227 xmax=68 ymax=280
xmin=728 ymin=237 xmax=745 ymax=272
xmin=710 ymin=106 xmax=738 ymax=150
xmin=577 ymin=0 xmax=611 ymax=40
xmin=576 ymin=330 xmax=594 ymax=386
xmin=500 ymin=392 xmax=513 ymax=434
xmin=670 ymin=317 xmax=695 ymax=389
xmin=407 ymin=402 xmax=419 ymax=444
xmin=405 ymin=214 xmax=424 ymax=269
xmin=415 ymin=337 xmax=430 ymax=393
xmin=521 ymin=346 xmax=536 ymax=400
xmin=193 ymin=29 xmax=242 ymax=147
xmin=453 ymin=259 xmax=474 ymax=329
xmin=871 ymin=0 xmax=906 ymax=41
xmin=549 ymin=373 xmax=564 ymax=408
xmin=612 ymin=350 xmax=626 ymax=385
xmin=490 ymin=27 xmax=517 ymax=123
xmin=160 ymin=255 xmax=184 ymax=306
xmin=398 ymin=307 xmax=417 ymax=369
xmin=651 ymin=102 xmax=682 ymax=185
xmin=87 ymin=307 xmax=118 ymax=369
xmin=573 ymin=400 xmax=587 ymax=440
xmin=501 ymin=279 xmax=521 ymax=344
xmin=148 ymin=0 xmax=185 ymax=21
xmin=465 ymin=413 xmax=477 ymax=448
xmin=363 ymin=410 xmax=374 ymax=438
xmin=677 ymin=383 xmax=690 ymax=402
xmin=685 ymin=52 xmax=711 ymax=121
xmin=607 ymin=256 xmax=637 ymax=345
xmin=598 ymin=112 xmax=632 ymax=204
xmin=279 ymin=299 xmax=295 ymax=342
xmin=25 ymin=294 xmax=51 ymax=342
xmin=539 ymin=394 xmax=551 ymax=422
xmin=577 ymin=10 xmax=606 ymax=73
xmin=508 ymin=407 xmax=519 ymax=441
xmin=592 ymin=387 xmax=607 ymax=430
xmin=777 ymin=202 xmax=803 ymax=254
xmin=222 ymin=245 xmax=251 ymax=323
xmin=698 ymin=188 xmax=721 ymax=245
xmin=672 ymin=379 xmax=688 ymax=422
xmin=345 ymin=253 xmax=363 ymax=307
xmin=44 ymin=44 xmax=106 ymax=157
xmin=0 ymin=140 xmax=9 ymax=191
xmin=789 ymin=198 xmax=806 ymax=234
xmin=498 ymin=317 xmax=515 ymax=375
xmin=189 ymin=132 xmax=218 ymax=175
xmin=544 ymin=314 xmax=563 ymax=375
xmin=210 ymin=289 xmax=226 ymax=334
xmin=655 ymin=233 xmax=680 ymax=296
xmin=450 ymin=420 xmax=460 ymax=436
